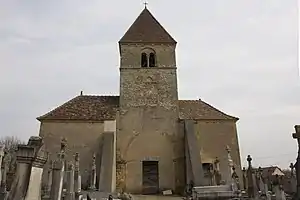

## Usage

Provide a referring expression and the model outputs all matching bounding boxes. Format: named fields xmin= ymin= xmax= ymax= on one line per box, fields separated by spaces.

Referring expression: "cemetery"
xmin=0 ymin=125 xmax=298 ymax=199
xmin=1 ymin=4 xmax=297 ymax=200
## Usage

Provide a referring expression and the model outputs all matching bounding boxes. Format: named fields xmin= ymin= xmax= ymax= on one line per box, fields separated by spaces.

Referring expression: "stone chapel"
xmin=37 ymin=7 xmax=242 ymax=194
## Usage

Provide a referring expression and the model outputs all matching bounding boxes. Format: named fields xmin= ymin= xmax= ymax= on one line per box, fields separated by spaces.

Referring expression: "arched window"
xmin=149 ymin=53 xmax=156 ymax=67
xmin=141 ymin=53 xmax=148 ymax=67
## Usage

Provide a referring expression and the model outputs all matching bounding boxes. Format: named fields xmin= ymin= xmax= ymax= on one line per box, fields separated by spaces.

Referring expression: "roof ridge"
xmin=178 ymin=100 xmax=199 ymax=102
xmin=80 ymin=94 xmax=119 ymax=97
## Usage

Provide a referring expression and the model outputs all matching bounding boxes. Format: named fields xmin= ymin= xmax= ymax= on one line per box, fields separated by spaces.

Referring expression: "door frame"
xmin=142 ymin=160 xmax=159 ymax=194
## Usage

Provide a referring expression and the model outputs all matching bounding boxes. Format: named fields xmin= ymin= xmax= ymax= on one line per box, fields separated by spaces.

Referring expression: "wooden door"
xmin=142 ymin=161 xmax=159 ymax=194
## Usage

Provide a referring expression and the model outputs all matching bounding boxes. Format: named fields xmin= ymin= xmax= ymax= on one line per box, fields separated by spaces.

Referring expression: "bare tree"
xmin=0 ymin=136 xmax=25 ymax=191
xmin=0 ymin=136 xmax=25 ymax=171
xmin=0 ymin=136 xmax=24 ymax=151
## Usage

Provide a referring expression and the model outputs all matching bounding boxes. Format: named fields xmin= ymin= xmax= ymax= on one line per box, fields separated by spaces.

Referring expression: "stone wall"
xmin=117 ymin=43 xmax=183 ymax=194
xmin=119 ymin=44 xmax=176 ymax=69
xmin=194 ymin=120 xmax=242 ymax=182
xmin=39 ymin=121 xmax=104 ymax=188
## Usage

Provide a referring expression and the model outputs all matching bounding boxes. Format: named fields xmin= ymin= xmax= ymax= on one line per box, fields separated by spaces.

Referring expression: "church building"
xmin=37 ymin=7 xmax=242 ymax=194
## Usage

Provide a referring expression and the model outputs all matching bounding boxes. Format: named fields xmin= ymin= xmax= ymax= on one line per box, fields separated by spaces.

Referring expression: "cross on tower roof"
xmin=144 ymin=1 xmax=148 ymax=8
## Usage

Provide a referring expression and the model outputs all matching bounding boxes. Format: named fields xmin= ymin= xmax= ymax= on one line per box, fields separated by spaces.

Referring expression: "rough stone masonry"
xmin=37 ymin=7 xmax=242 ymax=194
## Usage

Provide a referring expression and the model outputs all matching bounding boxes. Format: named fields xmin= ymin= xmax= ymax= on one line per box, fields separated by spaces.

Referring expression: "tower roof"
xmin=119 ymin=8 xmax=176 ymax=44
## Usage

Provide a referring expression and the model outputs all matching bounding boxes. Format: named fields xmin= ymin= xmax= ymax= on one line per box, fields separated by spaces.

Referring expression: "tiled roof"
xmin=178 ymin=100 xmax=238 ymax=121
xmin=37 ymin=96 xmax=238 ymax=121
xmin=119 ymin=8 xmax=176 ymax=44
xmin=260 ymin=167 xmax=285 ymax=177
xmin=37 ymin=95 xmax=119 ymax=121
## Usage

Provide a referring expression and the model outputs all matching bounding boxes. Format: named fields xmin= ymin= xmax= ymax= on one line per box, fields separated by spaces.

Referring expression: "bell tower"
xmin=118 ymin=7 xmax=178 ymax=107
xmin=117 ymin=7 xmax=184 ymax=194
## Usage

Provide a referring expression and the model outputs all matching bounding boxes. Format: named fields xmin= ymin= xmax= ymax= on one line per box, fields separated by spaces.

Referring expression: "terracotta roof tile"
xmin=37 ymin=95 xmax=119 ymax=121
xmin=178 ymin=100 xmax=238 ymax=120
xmin=37 ymin=96 xmax=238 ymax=121
xmin=119 ymin=8 xmax=176 ymax=44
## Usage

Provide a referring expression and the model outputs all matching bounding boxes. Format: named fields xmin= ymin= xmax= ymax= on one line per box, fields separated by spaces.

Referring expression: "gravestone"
xmin=0 ymin=151 xmax=8 ymax=200
xmin=74 ymin=153 xmax=82 ymax=200
xmin=246 ymin=155 xmax=254 ymax=198
xmin=50 ymin=158 xmax=65 ymax=200
xmin=192 ymin=147 xmax=239 ymax=199
xmin=0 ymin=145 xmax=5 ymax=184
xmin=207 ymin=164 xmax=215 ymax=186
xmin=231 ymin=166 xmax=240 ymax=192
xmin=289 ymin=162 xmax=296 ymax=194
xmin=273 ymin=175 xmax=286 ymax=200
xmin=65 ymin=162 xmax=75 ymax=200
xmin=257 ymin=167 xmax=264 ymax=193
xmin=24 ymin=138 xmax=48 ymax=200
xmin=242 ymin=167 xmax=247 ymax=191
xmin=59 ymin=138 xmax=68 ymax=191
xmin=213 ymin=157 xmax=222 ymax=185
xmin=226 ymin=145 xmax=234 ymax=184
xmin=43 ymin=160 xmax=53 ymax=198
xmin=7 ymin=136 xmax=48 ymax=200
xmin=88 ymin=154 xmax=96 ymax=190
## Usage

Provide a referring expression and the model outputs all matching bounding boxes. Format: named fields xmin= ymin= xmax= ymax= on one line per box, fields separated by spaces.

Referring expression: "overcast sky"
xmin=0 ymin=0 xmax=298 ymax=168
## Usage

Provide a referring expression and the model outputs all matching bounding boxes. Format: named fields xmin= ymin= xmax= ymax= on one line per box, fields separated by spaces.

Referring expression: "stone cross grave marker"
xmin=247 ymin=155 xmax=254 ymax=198
xmin=89 ymin=153 xmax=97 ymax=190
xmin=214 ymin=157 xmax=221 ymax=185
xmin=226 ymin=145 xmax=234 ymax=184
xmin=292 ymin=125 xmax=300 ymax=199
xmin=242 ymin=167 xmax=247 ymax=191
